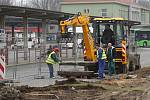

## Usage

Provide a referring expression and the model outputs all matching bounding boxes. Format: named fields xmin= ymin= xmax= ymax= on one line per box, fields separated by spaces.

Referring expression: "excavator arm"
xmin=60 ymin=13 xmax=97 ymax=61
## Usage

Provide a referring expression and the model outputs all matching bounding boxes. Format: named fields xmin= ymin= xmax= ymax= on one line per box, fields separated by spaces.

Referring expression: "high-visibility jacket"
xmin=101 ymin=49 xmax=107 ymax=59
xmin=46 ymin=51 xmax=57 ymax=64
xmin=97 ymin=48 xmax=107 ymax=60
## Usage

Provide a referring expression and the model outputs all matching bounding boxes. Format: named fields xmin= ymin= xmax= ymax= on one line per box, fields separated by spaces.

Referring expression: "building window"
xmin=141 ymin=10 xmax=146 ymax=23
xmin=84 ymin=9 xmax=89 ymax=13
xmin=141 ymin=13 xmax=145 ymax=22
xmin=101 ymin=9 xmax=107 ymax=17
xmin=132 ymin=11 xmax=140 ymax=21
xmin=119 ymin=9 xmax=128 ymax=19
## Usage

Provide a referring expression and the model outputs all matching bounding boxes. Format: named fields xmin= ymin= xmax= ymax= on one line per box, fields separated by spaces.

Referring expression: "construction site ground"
xmin=0 ymin=48 xmax=149 ymax=99
xmin=0 ymin=67 xmax=150 ymax=100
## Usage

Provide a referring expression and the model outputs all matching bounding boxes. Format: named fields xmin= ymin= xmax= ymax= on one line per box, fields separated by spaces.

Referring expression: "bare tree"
xmin=0 ymin=0 xmax=13 ymax=5
xmin=138 ymin=0 xmax=150 ymax=8
xmin=30 ymin=0 xmax=61 ymax=11
xmin=49 ymin=0 xmax=61 ymax=11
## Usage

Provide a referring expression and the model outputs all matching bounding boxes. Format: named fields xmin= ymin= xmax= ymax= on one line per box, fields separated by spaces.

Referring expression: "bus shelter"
xmin=0 ymin=5 xmax=72 ymax=65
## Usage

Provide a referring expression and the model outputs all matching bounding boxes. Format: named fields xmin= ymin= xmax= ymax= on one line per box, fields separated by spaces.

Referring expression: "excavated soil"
xmin=0 ymin=67 xmax=150 ymax=100
xmin=22 ymin=78 xmax=150 ymax=100
xmin=136 ymin=67 xmax=150 ymax=78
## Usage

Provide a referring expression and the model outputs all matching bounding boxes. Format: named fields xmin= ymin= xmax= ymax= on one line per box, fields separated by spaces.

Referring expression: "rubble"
xmin=126 ymin=74 xmax=137 ymax=79
xmin=0 ymin=86 xmax=22 ymax=100
xmin=55 ymin=77 xmax=78 ymax=85
xmin=0 ymin=67 xmax=149 ymax=100
xmin=136 ymin=67 xmax=150 ymax=78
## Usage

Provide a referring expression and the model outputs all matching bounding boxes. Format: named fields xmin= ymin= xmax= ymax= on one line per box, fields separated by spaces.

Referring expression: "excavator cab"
xmin=93 ymin=18 xmax=141 ymax=73
xmin=93 ymin=18 xmax=140 ymax=46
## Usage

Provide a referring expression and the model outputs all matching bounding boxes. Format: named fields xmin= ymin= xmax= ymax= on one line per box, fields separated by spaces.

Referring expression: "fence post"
xmin=29 ymin=48 xmax=30 ymax=62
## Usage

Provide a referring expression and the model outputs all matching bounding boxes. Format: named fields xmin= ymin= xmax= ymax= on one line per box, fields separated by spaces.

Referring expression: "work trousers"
xmin=108 ymin=60 xmax=116 ymax=76
xmin=98 ymin=59 xmax=106 ymax=79
xmin=47 ymin=63 xmax=54 ymax=78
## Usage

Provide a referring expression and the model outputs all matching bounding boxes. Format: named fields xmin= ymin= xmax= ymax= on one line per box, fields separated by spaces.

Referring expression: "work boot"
xmin=50 ymin=75 xmax=54 ymax=78
xmin=98 ymin=77 xmax=104 ymax=80
xmin=103 ymin=73 xmax=106 ymax=78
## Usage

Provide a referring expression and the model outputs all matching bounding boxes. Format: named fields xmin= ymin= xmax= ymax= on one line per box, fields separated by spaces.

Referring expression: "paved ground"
xmin=6 ymin=63 xmax=55 ymax=87
xmin=5 ymin=48 xmax=150 ymax=87
xmin=6 ymin=63 xmax=84 ymax=87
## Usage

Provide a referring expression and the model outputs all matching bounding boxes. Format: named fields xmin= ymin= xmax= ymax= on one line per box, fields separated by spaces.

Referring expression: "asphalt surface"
xmin=6 ymin=63 xmax=84 ymax=87
xmin=5 ymin=48 xmax=150 ymax=87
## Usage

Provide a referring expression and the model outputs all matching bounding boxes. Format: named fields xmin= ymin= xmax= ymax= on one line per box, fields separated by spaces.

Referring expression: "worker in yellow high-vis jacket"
xmin=46 ymin=48 xmax=60 ymax=78
xmin=96 ymin=44 xmax=107 ymax=79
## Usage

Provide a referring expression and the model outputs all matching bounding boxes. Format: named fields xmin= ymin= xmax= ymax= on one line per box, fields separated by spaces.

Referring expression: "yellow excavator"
xmin=58 ymin=12 xmax=141 ymax=78
xmin=60 ymin=12 xmax=97 ymax=62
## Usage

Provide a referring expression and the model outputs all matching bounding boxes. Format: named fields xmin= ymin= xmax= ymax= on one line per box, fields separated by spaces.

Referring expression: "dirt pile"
xmin=0 ymin=80 xmax=148 ymax=100
xmin=0 ymin=67 xmax=149 ymax=100
xmin=0 ymin=86 xmax=22 ymax=100
xmin=55 ymin=77 xmax=79 ymax=85
xmin=100 ymin=78 xmax=146 ymax=88
xmin=136 ymin=67 xmax=150 ymax=78
xmin=23 ymin=83 xmax=106 ymax=100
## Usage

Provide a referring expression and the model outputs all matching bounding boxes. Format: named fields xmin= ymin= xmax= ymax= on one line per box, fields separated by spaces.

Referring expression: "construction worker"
xmin=46 ymin=48 xmax=60 ymax=78
xmin=106 ymin=43 xmax=116 ymax=77
xmin=101 ymin=24 xmax=115 ymax=45
xmin=96 ymin=44 xmax=107 ymax=79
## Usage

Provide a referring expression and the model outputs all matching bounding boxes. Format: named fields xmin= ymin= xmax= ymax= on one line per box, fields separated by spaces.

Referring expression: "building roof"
xmin=61 ymin=0 xmax=135 ymax=5
xmin=0 ymin=5 xmax=74 ymax=20
xmin=61 ymin=0 xmax=150 ymax=10
xmin=0 ymin=5 xmax=101 ymax=26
